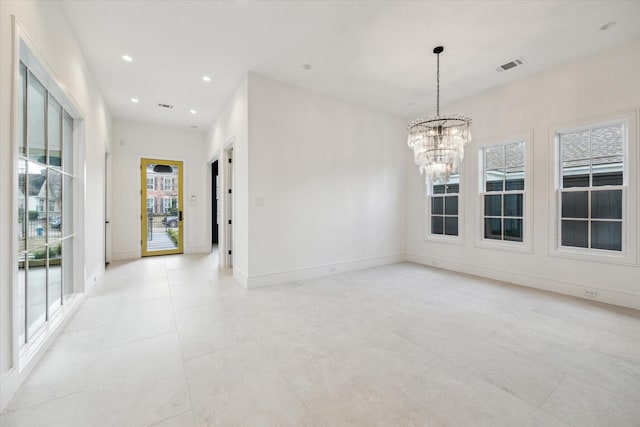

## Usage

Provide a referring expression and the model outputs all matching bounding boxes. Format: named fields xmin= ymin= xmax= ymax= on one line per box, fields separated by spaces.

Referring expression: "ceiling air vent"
xmin=158 ymin=103 xmax=174 ymax=109
xmin=496 ymin=57 xmax=525 ymax=72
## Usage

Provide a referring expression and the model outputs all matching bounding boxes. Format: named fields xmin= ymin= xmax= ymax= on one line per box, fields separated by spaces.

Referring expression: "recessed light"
xmin=122 ymin=55 xmax=133 ymax=62
xmin=190 ymin=125 xmax=198 ymax=129
xmin=600 ymin=22 xmax=616 ymax=31
xmin=190 ymin=109 xmax=197 ymax=114
xmin=131 ymin=98 xmax=139 ymax=103
xmin=302 ymin=64 xmax=312 ymax=70
xmin=202 ymin=76 xmax=211 ymax=82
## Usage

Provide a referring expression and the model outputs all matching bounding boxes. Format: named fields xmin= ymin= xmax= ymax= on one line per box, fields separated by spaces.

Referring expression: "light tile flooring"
xmin=2 ymin=252 xmax=640 ymax=426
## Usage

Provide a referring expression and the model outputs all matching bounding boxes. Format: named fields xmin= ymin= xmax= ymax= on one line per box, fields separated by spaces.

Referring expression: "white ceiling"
xmin=60 ymin=0 xmax=640 ymax=130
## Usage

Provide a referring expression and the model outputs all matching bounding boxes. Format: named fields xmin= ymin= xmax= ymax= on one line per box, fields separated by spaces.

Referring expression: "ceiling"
xmin=60 ymin=0 xmax=640 ymax=130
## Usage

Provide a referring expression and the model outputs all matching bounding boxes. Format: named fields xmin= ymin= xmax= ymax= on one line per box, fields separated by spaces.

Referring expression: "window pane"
xmin=18 ymin=159 xmax=27 ymax=252
xmin=48 ymin=170 xmax=62 ymax=241
xmin=591 ymin=124 xmax=623 ymax=158
xmin=561 ymin=220 xmax=588 ymax=248
xmin=431 ymin=216 xmax=443 ymax=235
xmin=431 ymin=197 xmax=443 ymax=215
xmin=432 ymin=184 xmax=445 ymax=195
xmin=63 ymin=112 xmax=73 ymax=173
xmin=62 ymin=175 xmax=73 ymax=237
xmin=63 ymin=238 xmax=74 ymax=300
xmin=48 ymin=96 xmax=62 ymax=167
xmin=504 ymin=174 xmax=524 ymax=191
xmin=591 ymin=221 xmax=622 ymax=251
xmin=561 ymin=191 xmax=588 ymax=218
xmin=18 ymin=256 xmax=26 ymax=347
xmin=485 ymin=145 xmax=505 ymax=171
xmin=561 ymin=130 xmax=590 ymax=162
xmin=444 ymin=217 xmax=458 ymax=236
xmin=27 ymin=256 xmax=47 ymax=338
xmin=592 ymin=171 xmax=623 ymax=187
xmin=27 ymin=161 xmax=47 ymax=249
xmin=27 ymin=71 xmax=46 ymax=164
xmin=444 ymin=196 xmax=458 ymax=215
xmin=484 ymin=194 xmax=502 ymax=217
xmin=48 ymin=241 xmax=62 ymax=315
xmin=484 ymin=218 xmax=501 ymax=240
xmin=485 ymin=171 xmax=503 ymax=192
xmin=591 ymin=190 xmax=622 ymax=219
xmin=18 ymin=62 xmax=26 ymax=156
xmin=505 ymin=142 xmax=525 ymax=168
xmin=562 ymin=173 xmax=590 ymax=188
xmin=446 ymin=183 xmax=459 ymax=194
xmin=504 ymin=218 xmax=523 ymax=242
xmin=504 ymin=193 xmax=523 ymax=217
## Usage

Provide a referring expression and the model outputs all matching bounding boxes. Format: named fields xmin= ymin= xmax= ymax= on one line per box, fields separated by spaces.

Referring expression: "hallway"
xmin=1 ymin=254 xmax=639 ymax=426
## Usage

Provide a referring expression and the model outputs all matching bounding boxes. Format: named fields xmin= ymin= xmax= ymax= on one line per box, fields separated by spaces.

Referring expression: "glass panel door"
xmin=141 ymin=158 xmax=183 ymax=256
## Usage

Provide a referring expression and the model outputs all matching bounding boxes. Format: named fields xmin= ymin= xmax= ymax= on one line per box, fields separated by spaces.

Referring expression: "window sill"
xmin=424 ymin=234 xmax=464 ymax=246
xmin=549 ymin=246 xmax=638 ymax=267
xmin=476 ymin=238 xmax=532 ymax=254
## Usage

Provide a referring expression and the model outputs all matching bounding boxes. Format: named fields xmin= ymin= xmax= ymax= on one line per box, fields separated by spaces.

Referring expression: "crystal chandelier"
xmin=408 ymin=46 xmax=472 ymax=184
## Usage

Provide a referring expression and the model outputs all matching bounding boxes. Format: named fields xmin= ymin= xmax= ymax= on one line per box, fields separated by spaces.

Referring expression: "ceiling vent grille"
xmin=497 ymin=58 xmax=525 ymax=72
xmin=158 ymin=103 xmax=174 ymax=109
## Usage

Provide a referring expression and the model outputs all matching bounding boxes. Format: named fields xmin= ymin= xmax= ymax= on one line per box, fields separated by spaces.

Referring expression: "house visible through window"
xmin=146 ymin=177 xmax=154 ymax=190
xmin=162 ymin=177 xmax=172 ymax=191
xmin=559 ymin=123 xmax=624 ymax=251
xmin=482 ymin=142 xmax=525 ymax=242
xmin=429 ymin=176 xmax=459 ymax=236
xmin=163 ymin=197 xmax=173 ymax=213
xmin=147 ymin=197 xmax=154 ymax=213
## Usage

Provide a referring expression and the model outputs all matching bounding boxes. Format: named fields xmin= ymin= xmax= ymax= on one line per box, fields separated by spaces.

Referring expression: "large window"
xmin=559 ymin=123 xmax=624 ymax=251
xmin=428 ymin=176 xmax=459 ymax=237
xmin=17 ymin=61 xmax=75 ymax=347
xmin=482 ymin=142 xmax=525 ymax=242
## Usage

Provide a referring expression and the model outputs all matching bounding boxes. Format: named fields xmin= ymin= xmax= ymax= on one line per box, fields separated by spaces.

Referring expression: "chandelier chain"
xmin=436 ymin=51 xmax=440 ymax=117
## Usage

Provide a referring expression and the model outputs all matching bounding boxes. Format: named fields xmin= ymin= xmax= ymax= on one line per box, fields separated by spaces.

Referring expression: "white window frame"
xmin=549 ymin=110 xmax=638 ymax=266
xmin=146 ymin=177 xmax=154 ymax=190
xmin=146 ymin=197 xmax=154 ymax=213
xmin=424 ymin=173 xmax=464 ymax=245
xmin=162 ymin=176 xmax=172 ymax=191
xmin=12 ymin=18 xmax=86 ymax=375
xmin=162 ymin=197 xmax=172 ymax=213
xmin=476 ymin=132 xmax=532 ymax=254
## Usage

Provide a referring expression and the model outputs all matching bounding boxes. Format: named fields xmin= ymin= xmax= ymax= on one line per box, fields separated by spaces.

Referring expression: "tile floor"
xmin=1 ymin=252 xmax=639 ymax=426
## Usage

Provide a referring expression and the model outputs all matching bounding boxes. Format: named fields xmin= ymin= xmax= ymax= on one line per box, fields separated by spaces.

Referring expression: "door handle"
xmin=179 ymin=211 xmax=183 ymax=221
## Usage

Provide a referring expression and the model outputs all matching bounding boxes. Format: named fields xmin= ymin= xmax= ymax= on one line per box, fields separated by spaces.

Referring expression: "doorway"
xmin=141 ymin=158 xmax=184 ymax=256
xmin=212 ymin=160 xmax=219 ymax=245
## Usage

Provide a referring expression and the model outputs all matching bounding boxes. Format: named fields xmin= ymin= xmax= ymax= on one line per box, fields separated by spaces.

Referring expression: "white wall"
xmin=0 ymin=0 xmax=112 ymax=409
xmin=205 ymin=78 xmax=249 ymax=283
xmin=111 ymin=120 xmax=209 ymax=260
xmin=406 ymin=39 xmax=640 ymax=310
xmin=245 ymin=73 xmax=406 ymax=286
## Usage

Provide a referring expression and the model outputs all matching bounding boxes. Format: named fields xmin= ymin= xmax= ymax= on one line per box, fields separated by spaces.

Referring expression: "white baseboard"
xmin=245 ymin=254 xmax=405 ymax=289
xmin=233 ymin=268 xmax=248 ymax=288
xmin=406 ymin=252 xmax=640 ymax=311
xmin=185 ymin=246 xmax=211 ymax=254
xmin=111 ymin=250 xmax=138 ymax=261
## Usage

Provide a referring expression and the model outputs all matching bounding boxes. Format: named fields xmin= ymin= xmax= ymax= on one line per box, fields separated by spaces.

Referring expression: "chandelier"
xmin=408 ymin=46 xmax=472 ymax=184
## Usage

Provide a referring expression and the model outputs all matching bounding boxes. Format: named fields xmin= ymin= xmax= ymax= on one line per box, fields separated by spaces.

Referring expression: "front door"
xmin=141 ymin=158 xmax=183 ymax=256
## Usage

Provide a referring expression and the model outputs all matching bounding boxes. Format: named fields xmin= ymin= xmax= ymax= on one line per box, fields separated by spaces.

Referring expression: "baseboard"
xmin=233 ymin=268 xmax=248 ymax=288
xmin=245 ymin=254 xmax=405 ymax=289
xmin=405 ymin=252 xmax=640 ymax=311
xmin=185 ymin=246 xmax=211 ymax=254
xmin=111 ymin=250 xmax=138 ymax=261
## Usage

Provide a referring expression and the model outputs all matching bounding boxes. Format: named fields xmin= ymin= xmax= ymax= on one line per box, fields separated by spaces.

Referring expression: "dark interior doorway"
xmin=212 ymin=160 xmax=219 ymax=245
